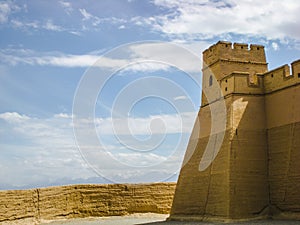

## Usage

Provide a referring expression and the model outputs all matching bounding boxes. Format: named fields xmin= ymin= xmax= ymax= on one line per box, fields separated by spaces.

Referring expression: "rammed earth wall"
xmin=0 ymin=183 xmax=176 ymax=223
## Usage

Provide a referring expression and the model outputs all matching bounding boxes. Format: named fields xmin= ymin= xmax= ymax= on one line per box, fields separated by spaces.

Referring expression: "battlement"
xmin=202 ymin=59 xmax=300 ymax=106
xmin=203 ymin=41 xmax=267 ymax=67
xmin=202 ymin=42 xmax=300 ymax=98
xmin=264 ymin=60 xmax=300 ymax=93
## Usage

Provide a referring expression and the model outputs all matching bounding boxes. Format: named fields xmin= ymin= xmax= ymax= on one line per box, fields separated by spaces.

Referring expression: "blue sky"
xmin=0 ymin=0 xmax=300 ymax=189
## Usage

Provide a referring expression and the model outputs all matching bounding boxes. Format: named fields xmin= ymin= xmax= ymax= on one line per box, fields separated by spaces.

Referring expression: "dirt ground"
xmin=2 ymin=213 xmax=300 ymax=225
xmin=39 ymin=213 xmax=300 ymax=225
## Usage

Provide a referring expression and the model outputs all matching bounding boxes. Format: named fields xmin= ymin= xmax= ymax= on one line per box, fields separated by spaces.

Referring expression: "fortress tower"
xmin=169 ymin=41 xmax=300 ymax=222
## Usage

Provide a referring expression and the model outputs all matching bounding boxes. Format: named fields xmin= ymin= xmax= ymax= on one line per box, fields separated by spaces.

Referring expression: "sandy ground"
xmin=2 ymin=214 xmax=300 ymax=225
xmin=38 ymin=213 xmax=300 ymax=225
xmin=40 ymin=213 xmax=167 ymax=225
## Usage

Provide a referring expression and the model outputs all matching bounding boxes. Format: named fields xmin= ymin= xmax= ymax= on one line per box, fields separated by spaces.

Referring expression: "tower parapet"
xmin=264 ymin=59 xmax=300 ymax=93
xmin=203 ymin=41 xmax=267 ymax=67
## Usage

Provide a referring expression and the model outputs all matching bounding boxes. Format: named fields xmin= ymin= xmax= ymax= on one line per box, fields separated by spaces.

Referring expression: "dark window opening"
xmin=241 ymin=46 xmax=243 ymax=49
xmin=209 ymin=75 xmax=213 ymax=87
xmin=257 ymin=47 xmax=260 ymax=50
xmin=298 ymin=73 xmax=300 ymax=78
xmin=225 ymin=79 xmax=228 ymax=83
xmin=225 ymin=87 xmax=228 ymax=91
xmin=271 ymin=74 xmax=274 ymax=78
xmin=225 ymin=44 xmax=228 ymax=47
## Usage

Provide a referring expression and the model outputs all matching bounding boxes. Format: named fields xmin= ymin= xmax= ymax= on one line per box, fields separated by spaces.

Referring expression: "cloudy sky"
xmin=1 ymin=0 xmax=300 ymax=189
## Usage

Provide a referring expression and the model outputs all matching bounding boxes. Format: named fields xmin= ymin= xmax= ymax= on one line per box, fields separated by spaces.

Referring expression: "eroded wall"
xmin=0 ymin=183 xmax=176 ymax=223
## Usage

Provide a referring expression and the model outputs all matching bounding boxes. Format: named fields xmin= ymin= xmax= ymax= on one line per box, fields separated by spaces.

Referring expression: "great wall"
xmin=1 ymin=41 xmax=300 ymax=224
xmin=169 ymin=41 xmax=300 ymax=222
xmin=0 ymin=183 xmax=175 ymax=223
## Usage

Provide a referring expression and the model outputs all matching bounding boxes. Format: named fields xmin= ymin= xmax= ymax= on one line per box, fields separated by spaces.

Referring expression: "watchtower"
xmin=201 ymin=41 xmax=267 ymax=105
xmin=169 ymin=41 xmax=271 ymax=221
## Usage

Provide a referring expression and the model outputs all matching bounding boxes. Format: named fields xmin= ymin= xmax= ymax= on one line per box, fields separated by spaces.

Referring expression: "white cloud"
xmin=175 ymin=41 xmax=210 ymax=57
xmin=78 ymin=8 xmax=127 ymax=29
xmin=0 ymin=112 xmax=84 ymax=175
xmin=0 ymin=112 xmax=29 ymax=123
xmin=128 ymin=42 xmax=203 ymax=73
xmin=59 ymin=1 xmax=73 ymax=15
xmin=0 ymin=1 xmax=11 ymax=23
xmin=11 ymin=19 xmax=38 ymax=29
xmin=54 ymin=113 xmax=73 ymax=119
xmin=0 ymin=42 xmax=204 ymax=73
xmin=0 ymin=48 xmax=127 ymax=68
xmin=0 ymin=112 xmax=93 ymax=187
xmin=147 ymin=0 xmax=300 ymax=42
xmin=95 ymin=112 xmax=196 ymax=135
xmin=0 ymin=41 xmax=206 ymax=75
xmin=79 ymin=8 xmax=93 ymax=20
xmin=69 ymin=30 xmax=82 ymax=36
xmin=79 ymin=8 xmax=101 ymax=26
xmin=113 ymin=152 xmax=167 ymax=167
xmin=272 ymin=42 xmax=279 ymax=51
xmin=0 ymin=0 xmax=20 ymax=23
xmin=44 ymin=20 xmax=64 ymax=31
xmin=118 ymin=24 xmax=125 ymax=29
xmin=0 ymin=111 xmax=192 ymax=187
xmin=11 ymin=19 xmax=64 ymax=32
xmin=59 ymin=1 xmax=71 ymax=8
xmin=42 ymin=54 xmax=99 ymax=67
xmin=174 ymin=95 xmax=188 ymax=101
xmin=121 ymin=61 xmax=171 ymax=73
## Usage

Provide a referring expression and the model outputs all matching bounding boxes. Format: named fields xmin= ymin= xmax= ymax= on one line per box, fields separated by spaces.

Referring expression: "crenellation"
xmin=233 ymin=43 xmax=249 ymax=50
xmin=250 ymin=44 xmax=264 ymax=51
xmin=203 ymin=41 xmax=299 ymax=96
xmin=291 ymin=59 xmax=300 ymax=78
xmin=263 ymin=64 xmax=300 ymax=93
xmin=203 ymin=41 xmax=267 ymax=67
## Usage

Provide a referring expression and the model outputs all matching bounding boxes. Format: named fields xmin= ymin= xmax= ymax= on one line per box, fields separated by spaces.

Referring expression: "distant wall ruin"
xmin=0 ymin=183 xmax=175 ymax=223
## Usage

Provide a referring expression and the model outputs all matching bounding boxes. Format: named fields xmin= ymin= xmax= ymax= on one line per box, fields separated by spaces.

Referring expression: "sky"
xmin=0 ymin=0 xmax=300 ymax=190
